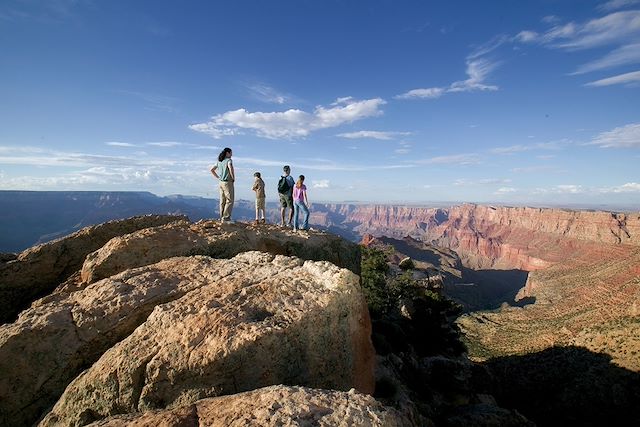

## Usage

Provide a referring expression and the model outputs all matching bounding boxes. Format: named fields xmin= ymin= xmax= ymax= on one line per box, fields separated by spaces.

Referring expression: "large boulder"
xmin=0 ymin=215 xmax=186 ymax=324
xmin=81 ymin=220 xmax=361 ymax=283
xmin=0 ymin=255 xmax=213 ymax=427
xmin=86 ymin=385 xmax=412 ymax=427
xmin=40 ymin=252 xmax=374 ymax=427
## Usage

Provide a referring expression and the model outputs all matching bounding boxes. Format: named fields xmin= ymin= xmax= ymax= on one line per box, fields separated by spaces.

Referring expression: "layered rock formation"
xmin=325 ymin=203 xmax=640 ymax=270
xmin=0 ymin=217 xmax=379 ymax=427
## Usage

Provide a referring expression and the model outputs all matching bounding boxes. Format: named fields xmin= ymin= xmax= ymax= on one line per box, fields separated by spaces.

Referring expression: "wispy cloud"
xmin=105 ymin=142 xmax=137 ymax=147
xmin=588 ymin=123 xmax=640 ymax=147
xmin=244 ymin=82 xmax=293 ymax=105
xmin=542 ymin=15 xmax=561 ymax=25
xmin=585 ymin=70 xmax=640 ymax=86
xmin=146 ymin=141 xmax=184 ymax=147
xmin=453 ymin=178 xmax=511 ymax=186
xmin=516 ymin=10 xmax=640 ymax=79
xmin=598 ymin=0 xmax=640 ymax=12
xmin=414 ymin=153 xmax=482 ymax=165
xmin=189 ymin=97 xmax=386 ymax=139
xmin=336 ymin=130 xmax=411 ymax=140
xmin=490 ymin=140 xmax=569 ymax=154
xmin=495 ymin=187 xmax=517 ymax=194
xmin=395 ymin=87 xmax=445 ymax=100
xmin=116 ymin=90 xmax=180 ymax=113
xmin=511 ymin=165 xmax=560 ymax=173
xmin=0 ymin=0 xmax=92 ymax=24
xmin=518 ymin=11 xmax=640 ymax=50
xmin=554 ymin=184 xmax=585 ymax=194
xmin=395 ymin=58 xmax=498 ymax=100
xmin=572 ymin=43 xmax=640 ymax=74
xmin=600 ymin=182 xmax=640 ymax=192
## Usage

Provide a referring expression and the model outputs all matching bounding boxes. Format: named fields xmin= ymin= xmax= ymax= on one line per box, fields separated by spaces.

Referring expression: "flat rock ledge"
xmin=80 ymin=220 xmax=361 ymax=284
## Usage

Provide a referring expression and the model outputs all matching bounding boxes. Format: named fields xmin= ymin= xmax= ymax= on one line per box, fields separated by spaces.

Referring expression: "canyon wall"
xmin=312 ymin=203 xmax=640 ymax=271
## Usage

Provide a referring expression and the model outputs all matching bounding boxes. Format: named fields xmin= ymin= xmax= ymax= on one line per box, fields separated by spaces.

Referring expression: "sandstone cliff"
xmin=315 ymin=203 xmax=640 ymax=270
xmin=0 ymin=218 xmax=382 ymax=427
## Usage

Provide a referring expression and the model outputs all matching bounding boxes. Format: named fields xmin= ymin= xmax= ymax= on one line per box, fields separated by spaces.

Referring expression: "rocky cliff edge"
xmin=0 ymin=216 xmax=391 ymax=427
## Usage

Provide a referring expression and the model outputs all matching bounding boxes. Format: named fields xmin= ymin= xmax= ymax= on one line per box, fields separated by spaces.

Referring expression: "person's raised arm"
xmin=211 ymin=164 xmax=219 ymax=179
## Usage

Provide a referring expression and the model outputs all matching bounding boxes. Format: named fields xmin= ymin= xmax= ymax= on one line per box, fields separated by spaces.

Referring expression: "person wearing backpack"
xmin=210 ymin=147 xmax=235 ymax=223
xmin=277 ymin=165 xmax=295 ymax=227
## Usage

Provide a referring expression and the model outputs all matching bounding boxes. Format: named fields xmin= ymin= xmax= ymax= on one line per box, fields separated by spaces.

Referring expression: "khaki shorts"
xmin=255 ymin=197 xmax=266 ymax=210
xmin=279 ymin=193 xmax=293 ymax=208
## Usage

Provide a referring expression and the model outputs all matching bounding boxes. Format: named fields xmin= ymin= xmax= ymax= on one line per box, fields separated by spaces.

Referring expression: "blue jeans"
xmin=293 ymin=201 xmax=309 ymax=230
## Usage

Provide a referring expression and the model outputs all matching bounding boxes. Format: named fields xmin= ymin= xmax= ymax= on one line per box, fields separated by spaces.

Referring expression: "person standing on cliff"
xmin=252 ymin=171 xmax=266 ymax=225
xmin=278 ymin=165 xmax=295 ymax=227
xmin=292 ymin=175 xmax=310 ymax=231
xmin=210 ymin=147 xmax=235 ymax=223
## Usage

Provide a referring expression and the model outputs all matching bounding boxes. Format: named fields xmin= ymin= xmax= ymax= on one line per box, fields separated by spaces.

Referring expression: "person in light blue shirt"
xmin=210 ymin=147 xmax=235 ymax=222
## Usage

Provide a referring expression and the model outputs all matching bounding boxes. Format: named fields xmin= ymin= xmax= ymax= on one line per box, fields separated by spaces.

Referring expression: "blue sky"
xmin=1 ymin=0 xmax=639 ymax=206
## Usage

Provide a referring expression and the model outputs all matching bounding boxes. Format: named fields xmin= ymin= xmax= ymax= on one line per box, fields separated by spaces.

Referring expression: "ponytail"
xmin=218 ymin=147 xmax=232 ymax=162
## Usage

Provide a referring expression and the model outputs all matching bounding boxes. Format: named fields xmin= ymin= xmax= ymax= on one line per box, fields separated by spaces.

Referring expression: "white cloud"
xmin=454 ymin=178 xmax=511 ymax=186
xmin=105 ymin=142 xmax=137 ymax=147
xmin=415 ymin=153 xmax=482 ymax=165
xmin=601 ymin=182 xmax=640 ymax=192
xmin=491 ymin=140 xmax=569 ymax=154
xmin=518 ymin=11 xmax=640 ymax=50
xmin=191 ymin=145 xmax=221 ymax=150
xmin=147 ymin=141 xmax=184 ymax=147
xmin=555 ymin=184 xmax=585 ymax=194
xmin=336 ymin=130 xmax=411 ymax=140
xmin=572 ymin=43 xmax=640 ymax=74
xmin=516 ymin=30 xmax=539 ymax=42
xmin=589 ymin=123 xmax=640 ymax=147
xmin=312 ymin=179 xmax=330 ymax=189
xmin=598 ymin=0 xmax=640 ymax=12
xmin=585 ymin=70 xmax=640 ymax=86
xmin=395 ymin=87 xmax=445 ymax=100
xmin=394 ymin=148 xmax=411 ymax=155
xmin=449 ymin=59 xmax=499 ymax=92
xmin=396 ymin=58 xmax=498 ymax=100
xmin=189 ymin=97 xmax=386 ymax=139
xmin=495 ymin=187 xmax=517 ymax=194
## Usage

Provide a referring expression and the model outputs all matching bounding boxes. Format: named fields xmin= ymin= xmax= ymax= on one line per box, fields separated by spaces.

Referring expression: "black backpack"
xmin=277 ymin=176 xmax=291 ymax=194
